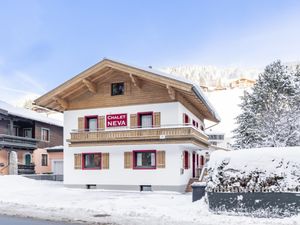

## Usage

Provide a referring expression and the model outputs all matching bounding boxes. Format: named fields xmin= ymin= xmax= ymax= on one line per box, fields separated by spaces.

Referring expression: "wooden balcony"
xmin=0 ymin=134 xmax=38 ymax=150
xmin=68 ymin=125 xmax=209 ymax=148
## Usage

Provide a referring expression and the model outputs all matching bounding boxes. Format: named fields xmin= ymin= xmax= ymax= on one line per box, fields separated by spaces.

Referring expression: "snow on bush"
xmin=206 ymin=147 xmax=300 ymax=192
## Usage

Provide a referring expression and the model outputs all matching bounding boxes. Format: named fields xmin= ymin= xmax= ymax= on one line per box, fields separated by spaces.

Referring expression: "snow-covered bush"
xmin=206 ymin=147 xmax=300 ymax=192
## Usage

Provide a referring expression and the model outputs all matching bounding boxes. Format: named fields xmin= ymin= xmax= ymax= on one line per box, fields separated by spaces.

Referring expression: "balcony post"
xmin=8 ymin=119 xmax=14 ymax=136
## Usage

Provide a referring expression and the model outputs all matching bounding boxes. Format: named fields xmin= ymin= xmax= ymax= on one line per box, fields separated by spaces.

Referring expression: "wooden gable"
xmin=35 ymin=59 xmax=219 ymax=122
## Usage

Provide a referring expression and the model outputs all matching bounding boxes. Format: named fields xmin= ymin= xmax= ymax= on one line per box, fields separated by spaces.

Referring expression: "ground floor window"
xmin=133 ymin=150 xmax=156 ymax=169
xmin=83 ymin=153 xmax=101 ymax=169
xmin=41 ymin=154 xmax=48 ymax=166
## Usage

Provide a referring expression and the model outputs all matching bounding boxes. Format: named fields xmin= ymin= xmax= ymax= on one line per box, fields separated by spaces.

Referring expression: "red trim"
xmin=137 ymin=111 xmax=153 ymax=128
xmin=132 ymin=150 xmax=156 ymax=170
xmin=82 ymin=152 xmax=102 ymax=170
xmin=184 ymin=114 xmax=190 ymax=124
xmin=192 ymin=152 xmax=196 ymax=177
xmin=84 ymin=115 xmax=98 ymax=130
xmin=196 ymin=154 xmax=199 ymax=167
xmin=184 ymin=151 xmax=189 ymax=169
xmin=200 ymin=155 xmax=204 ymax=166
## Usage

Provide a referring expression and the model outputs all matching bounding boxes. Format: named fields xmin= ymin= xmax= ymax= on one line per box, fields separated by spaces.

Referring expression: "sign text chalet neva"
xmin=106 ymin=113 xmax=127 ymax=127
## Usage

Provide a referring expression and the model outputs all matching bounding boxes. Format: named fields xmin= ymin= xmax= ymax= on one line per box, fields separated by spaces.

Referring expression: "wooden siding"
xmin=35 ymin=121 xmax=63 ymax=148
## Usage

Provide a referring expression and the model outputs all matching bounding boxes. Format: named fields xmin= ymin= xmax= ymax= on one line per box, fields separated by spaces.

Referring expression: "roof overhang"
xmin=35 ymin=58 xmax=220 ymax=123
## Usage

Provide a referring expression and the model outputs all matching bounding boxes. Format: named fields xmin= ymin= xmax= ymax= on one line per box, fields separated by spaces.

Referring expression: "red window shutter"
xmin=184 ymin=151 xmax=189 ymax=169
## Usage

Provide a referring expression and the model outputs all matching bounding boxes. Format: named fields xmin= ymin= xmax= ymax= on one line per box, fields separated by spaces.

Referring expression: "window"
xmin=85 ymin=116 xmax=98 ymax=131
xmin=41 ymin=154 xmax=48 ymax=166
xmin=41 ymin=128 xmax=50 ymax=142
xmin=111 ymin=82 xmax=125 ymax=96
xmin=133 ymin=150 xmax=156 ymax=169
xmin=83 ymin=153 xmax=101 ymax=169
xmin=138 ymin=112 xmax=153 ymax=128
xmin=23 ymin=128 xmax=32 ymax=138
xmin=183 ymin=151 xmax=189 ymax=169
xmin=183 ymin=114 xmax=190 ymax=125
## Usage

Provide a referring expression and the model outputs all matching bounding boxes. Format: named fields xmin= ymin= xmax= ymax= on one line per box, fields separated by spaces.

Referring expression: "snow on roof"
xmin=105 ymin=58 xmax=221 ymax=122
xmin=0 ymin=100 xmax=63 ymax=127
xmin=46 ymin=145 xmax=64 ymax=151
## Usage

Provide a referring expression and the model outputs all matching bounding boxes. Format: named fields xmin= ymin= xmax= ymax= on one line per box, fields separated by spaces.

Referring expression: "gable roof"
xmin=35 ymin=58 xmax=220 ymax=122
xmin=0 ymin=100 xmax=63 ymax=127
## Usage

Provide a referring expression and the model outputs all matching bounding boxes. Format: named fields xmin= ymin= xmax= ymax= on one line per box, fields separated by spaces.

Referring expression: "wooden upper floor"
xmin=0 ymin=101 xmax=63 ymax=150
xmin=35 ymin=58 xmax=220 ymax=123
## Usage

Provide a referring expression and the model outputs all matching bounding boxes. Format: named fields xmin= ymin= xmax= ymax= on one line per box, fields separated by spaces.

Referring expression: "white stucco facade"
xmin=63 ymin=102 xmax=208 ymax=192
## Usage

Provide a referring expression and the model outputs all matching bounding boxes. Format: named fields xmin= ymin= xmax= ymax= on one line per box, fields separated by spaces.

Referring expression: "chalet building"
xmin=229 ymin=77 xmax=256 ymax=89
xmin=0 ymin=101 xmax=63 ymax=175
xmin=35 ymin=58 xmax=220 ymax=192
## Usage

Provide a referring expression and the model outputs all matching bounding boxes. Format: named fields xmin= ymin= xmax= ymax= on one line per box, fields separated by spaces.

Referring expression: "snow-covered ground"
xmin=0 ymin=176 xmax=298 ymax=225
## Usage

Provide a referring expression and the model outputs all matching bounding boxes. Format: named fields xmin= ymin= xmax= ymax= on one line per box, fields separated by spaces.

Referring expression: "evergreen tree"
xmin=233 ymin=60 xmax=300 ymax=149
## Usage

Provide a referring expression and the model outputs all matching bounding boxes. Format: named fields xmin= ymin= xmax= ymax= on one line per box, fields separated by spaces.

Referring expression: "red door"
xmin=192 ymin=153 xmax=196 ymax=178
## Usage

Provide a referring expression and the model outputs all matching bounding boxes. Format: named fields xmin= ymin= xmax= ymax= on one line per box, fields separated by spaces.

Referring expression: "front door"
xmin=25 ymin=154 xmax=31 ymax=166
xmin=192 ymin=152 xmax=196 ymax=178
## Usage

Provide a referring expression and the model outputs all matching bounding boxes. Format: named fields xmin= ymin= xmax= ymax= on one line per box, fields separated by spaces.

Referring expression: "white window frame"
xmin=41 ymin=128 xmax=50 ymax=142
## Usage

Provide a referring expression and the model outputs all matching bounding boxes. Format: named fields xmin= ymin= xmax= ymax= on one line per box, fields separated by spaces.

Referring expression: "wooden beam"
xmin=129 ymin=73 xmax=142 ymax=89
xmin=166 ymin=85 xmax=176 ymax=100
xmin=53 ymin=97 xmax=68 ymax=110
xmin=82 ymin=78 xmax=97 ymax=94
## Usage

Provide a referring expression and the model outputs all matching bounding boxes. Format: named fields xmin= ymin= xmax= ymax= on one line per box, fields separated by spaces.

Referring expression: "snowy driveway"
xmin=0 ymin=176 xmax=298 ymax=225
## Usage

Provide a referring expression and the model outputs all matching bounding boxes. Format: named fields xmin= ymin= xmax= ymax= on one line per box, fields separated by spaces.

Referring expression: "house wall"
xmin=64 ymin=144 xmax=196 ymax=192
xmin=63 ymin=102 xmax=206 ymax=191
xmin=35 ymin=122 xmax=63 ymax=148
xmin=64 ymin=102 xmax=204 ymax=139
xmin=33 ymin=149 xmax=63 ymax=174
xmin=0 ymin=120 xmax=8 ymax=134
xmin=0 ymin=149 xmax=8 ymax=175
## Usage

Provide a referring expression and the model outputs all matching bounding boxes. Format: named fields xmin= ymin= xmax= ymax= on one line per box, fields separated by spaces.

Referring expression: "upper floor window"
xmin=111 ymin=82 xmax=124 ymax=96
xmin=41 ymin=128 xmax=50 ymax=142
xmin=133 ymin=150 xmax=156 ymax=169
xmin=23 ymin=128 xmax=32 ymax=138
xmin=138 ymin=112 xmax=153 ymax=128
xmin=83 ymin=153 xmax=101 ymax=169
xmin=85 ymin=116 xmax=98 ymax=131
xmin=41 ymin=154 xmax=48 ymax=166
xmin=183 ymin=113 xmax=190 ymax=125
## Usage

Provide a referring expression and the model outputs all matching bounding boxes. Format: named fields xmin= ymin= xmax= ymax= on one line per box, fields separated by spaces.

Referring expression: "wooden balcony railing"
xmin=68 ymin=125 xmax=209 ymax=148
xmin=0 ymin=134 xmax=38 ymax=150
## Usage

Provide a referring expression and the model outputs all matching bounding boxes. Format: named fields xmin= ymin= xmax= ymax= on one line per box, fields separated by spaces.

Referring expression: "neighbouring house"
xmin=206 ymin=130 xmax=231 ymax=151
xmin=35 ymin=58 xmax=220 ymax=192
xmin=229 ymin=77 xmax=256 ymax=89
xmin=0 ymin=101 xmax=63 ymax=175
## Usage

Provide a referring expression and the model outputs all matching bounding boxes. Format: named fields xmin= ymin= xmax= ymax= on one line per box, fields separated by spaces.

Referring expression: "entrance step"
xmin=185 ymin=178 xmax=199 ymax=192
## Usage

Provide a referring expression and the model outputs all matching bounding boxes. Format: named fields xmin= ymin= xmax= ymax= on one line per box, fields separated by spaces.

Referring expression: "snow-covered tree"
xmin=233 ymin=60 xmax=300 ymax=149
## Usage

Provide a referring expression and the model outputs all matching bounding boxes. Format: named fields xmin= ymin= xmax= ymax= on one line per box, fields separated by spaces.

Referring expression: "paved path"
xmin=0 ymin=215 xmax=80 ymax=225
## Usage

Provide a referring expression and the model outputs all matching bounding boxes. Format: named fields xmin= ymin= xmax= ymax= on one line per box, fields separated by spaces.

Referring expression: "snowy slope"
xmin=205 ymin=89 xmax=246 ymax=143
xmin=0 ymin=176 xmax=298 ymax=225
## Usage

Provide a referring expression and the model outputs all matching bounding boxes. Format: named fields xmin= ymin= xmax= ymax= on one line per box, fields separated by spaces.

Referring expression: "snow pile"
xmin=0 ymin=176 xmax=298 ymax=225
xmin=207 ymin=147 xmax=300 ymax=192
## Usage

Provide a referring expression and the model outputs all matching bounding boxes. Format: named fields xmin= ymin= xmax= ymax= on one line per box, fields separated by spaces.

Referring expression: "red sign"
xmin=106 ymin=114 xmax=127 ymax=127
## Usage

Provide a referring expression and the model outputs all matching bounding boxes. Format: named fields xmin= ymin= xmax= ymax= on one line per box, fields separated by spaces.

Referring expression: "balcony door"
xmin=138 ymin=112 xmax=153 ymax=128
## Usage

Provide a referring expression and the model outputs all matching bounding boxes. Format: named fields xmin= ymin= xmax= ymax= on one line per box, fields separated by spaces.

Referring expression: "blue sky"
xmin=0 ymin=0 xmax=300 ymax=104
